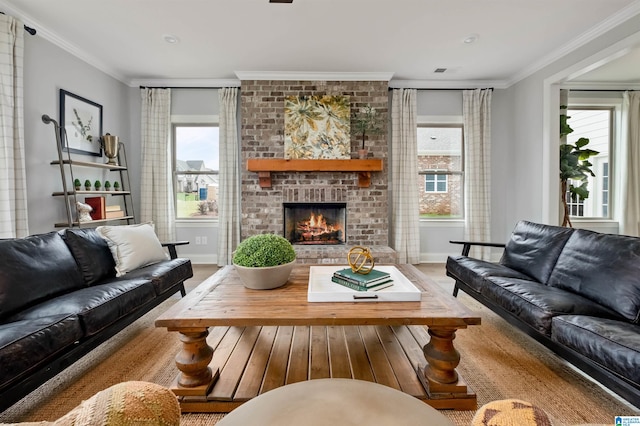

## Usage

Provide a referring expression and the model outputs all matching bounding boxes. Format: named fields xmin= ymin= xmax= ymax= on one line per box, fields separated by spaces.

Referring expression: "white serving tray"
xmin=307 ymin=265 xmax=422 ymax=302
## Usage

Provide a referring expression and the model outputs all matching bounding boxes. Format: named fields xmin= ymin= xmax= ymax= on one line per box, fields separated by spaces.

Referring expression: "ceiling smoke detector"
xmin=163 ymin=34 xmax=179 ymax=44
xmin=434 ymin=68 xmax=447 ymax=73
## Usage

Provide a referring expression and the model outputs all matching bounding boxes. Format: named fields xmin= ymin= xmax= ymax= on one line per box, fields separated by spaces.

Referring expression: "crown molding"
xmin=561 ymin=81 xmax=640 ymax=91
xmin=235 ymin=71 xmax=394 ymax=81
xmin=508 ymin=0 xmax=640 ymax=87
xmin=130 ymin=78 xmax=241 ymax=88
xmin=0 ymin=0 xmax=129 ymax=84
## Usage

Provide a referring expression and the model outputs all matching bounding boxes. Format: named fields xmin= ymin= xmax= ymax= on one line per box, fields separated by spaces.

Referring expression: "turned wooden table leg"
xmin=171 ymin=327 xmax=219 ymax=397
xmin=418 ymin=325 xmax=475 ymax=409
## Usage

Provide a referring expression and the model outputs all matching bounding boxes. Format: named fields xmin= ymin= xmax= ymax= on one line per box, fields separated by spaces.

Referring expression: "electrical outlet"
xmin=202 ymin=236 xmax=207 ymax=245
xmin=195 ymin=236 xmax=202 ymax=245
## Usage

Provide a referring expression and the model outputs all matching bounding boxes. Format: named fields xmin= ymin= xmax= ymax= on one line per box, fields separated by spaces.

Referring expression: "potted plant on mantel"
xmin=232 ymin=234 xmax=296 ymax=290
xmin=559 ymin=105 xmax=599 ymax=228
xmin=352 ymin=104 xmax=384 ymax=159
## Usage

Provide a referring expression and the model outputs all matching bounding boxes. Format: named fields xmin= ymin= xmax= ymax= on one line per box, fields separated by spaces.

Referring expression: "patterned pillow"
xmin=472 ymin=399 xmax=553 ymax=426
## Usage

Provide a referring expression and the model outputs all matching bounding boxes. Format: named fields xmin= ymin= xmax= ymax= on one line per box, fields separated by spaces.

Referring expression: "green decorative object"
xmin=113 ymin=181 xmax=120 ymax=191
xmin=232 ymin=234 xmax=296 ymax=290
xmin=84 ymin=179 xmax=91 ymax=191
xmin=74 ymin=178 xmax=81 ymax=191
xmin=94 ymin=180 xmax=101 ymax=191
xmin=104 ymin=180 xmax=111 ymax=190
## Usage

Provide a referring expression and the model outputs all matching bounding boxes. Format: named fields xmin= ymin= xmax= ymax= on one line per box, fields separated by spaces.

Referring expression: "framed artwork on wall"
xmin=59 ymin=89 xmax=103 ymax=156
xmin=284 ymin=95 xmax=350 ymax=159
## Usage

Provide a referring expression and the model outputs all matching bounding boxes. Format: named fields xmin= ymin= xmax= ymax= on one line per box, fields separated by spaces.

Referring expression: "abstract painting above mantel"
xmin=284 ymin=95 xmax=350 ymax=159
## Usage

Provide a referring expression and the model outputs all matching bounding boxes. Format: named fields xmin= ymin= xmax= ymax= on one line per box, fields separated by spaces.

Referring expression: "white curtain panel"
xmin=217 ymin=87 xmax=241 ymax=265
xmin=0 ymin=15 xmax=27 ymax=238
xmin=618 ymin=91 xmax=640 ymax=236
xmin=463 ymin=89 xmax=492 ymax=260
xmin=140 ymin=88 xmax=174 ymax=242
xmin=390 ymin=88 xmax=420 ymax=264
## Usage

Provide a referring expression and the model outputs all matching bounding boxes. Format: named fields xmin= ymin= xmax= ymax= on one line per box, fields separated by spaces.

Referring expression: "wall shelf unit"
xmin=246 ymin=158 xmax=384 ymax=188
xmin=51 ymin=149 xmax=135 ymax=228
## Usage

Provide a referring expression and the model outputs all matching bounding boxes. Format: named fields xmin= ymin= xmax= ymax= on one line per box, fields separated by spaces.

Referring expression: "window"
xmin=565 ymin=108 xmax=612 ymax=219
xmin=173 ymin=124 xmax=219 ymax=220
xmin=417 ymin=125 xmax=463 ymax=219
xmin=425 ymin=174 xmax=447 ymax=192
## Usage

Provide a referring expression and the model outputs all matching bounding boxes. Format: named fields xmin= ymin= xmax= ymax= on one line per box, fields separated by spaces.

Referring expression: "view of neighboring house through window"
xmin=565 ymin=108 xmax=612 ymax=219
xmin=417 ymin=125 xmax=463 ymax=219
xmin=173 ymin=124 xmax=219 ymax=219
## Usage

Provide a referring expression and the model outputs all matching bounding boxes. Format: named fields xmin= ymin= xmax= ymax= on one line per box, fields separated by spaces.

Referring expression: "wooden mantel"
xmin=246 ymin=158 xmax=384 ymax=188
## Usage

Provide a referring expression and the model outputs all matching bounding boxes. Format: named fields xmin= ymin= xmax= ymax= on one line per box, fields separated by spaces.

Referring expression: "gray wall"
xmin=21 ymin=15 xmax=640 ymax=261
xmin=24 ymin=35 xmax=133 ymax=235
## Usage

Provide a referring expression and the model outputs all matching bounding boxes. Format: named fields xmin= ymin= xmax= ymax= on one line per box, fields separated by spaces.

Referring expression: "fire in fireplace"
xmin=283 ymin=202 xmax=346 ymax=245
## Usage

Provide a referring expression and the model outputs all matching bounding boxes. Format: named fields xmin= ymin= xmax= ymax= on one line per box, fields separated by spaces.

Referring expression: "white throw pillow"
xmin=96 ymin=223 xmax=168 ymax=277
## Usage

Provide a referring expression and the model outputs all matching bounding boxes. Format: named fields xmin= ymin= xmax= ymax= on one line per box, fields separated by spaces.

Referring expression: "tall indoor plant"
xmin=559 ymin=106 xmax=599 ymax=227
xmin=352 ymin=105 xmax=383 ymax=158
xmin=232 ymin=234 xmax=296 ymax=290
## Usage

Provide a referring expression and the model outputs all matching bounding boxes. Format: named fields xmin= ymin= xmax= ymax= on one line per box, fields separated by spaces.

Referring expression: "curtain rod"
xmin=0 ymin=13 xmax=36 ymax=35
xmin=388 ymin=87 xmax=494 ymax=91
xmin=568 ymin=89 xmax=634 ymax=92
xmin=139 ymin=86 xmax=235 ymax=90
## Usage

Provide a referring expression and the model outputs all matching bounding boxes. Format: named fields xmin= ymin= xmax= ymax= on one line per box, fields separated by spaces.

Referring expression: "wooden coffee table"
xmin=155 ymin=264 xmax=481 ymax=411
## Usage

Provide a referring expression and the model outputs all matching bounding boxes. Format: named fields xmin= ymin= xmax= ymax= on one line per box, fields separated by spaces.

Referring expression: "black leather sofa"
xmin=446 ymin=220 xmax=640 ymax=407
xmin=0 ymin=228 xmax=193 ymax=412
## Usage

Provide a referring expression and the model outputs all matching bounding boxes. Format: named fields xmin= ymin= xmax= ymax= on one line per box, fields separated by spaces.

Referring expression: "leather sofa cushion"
xmin=0 ymin=314 xmax=83 ymax=388
xmin=446 ymin=255 xmax=532 ymax=293
xmin=482 ymin=277 xmax=622 ymax=335
xmin=499 ymin=221 xmax=574 ymax=285
xmin=9 ymin=279 xmax=155 ymax=336
xmin=0 ymin=232 xmax=85 ymax=321
xmin=122 ymin=258 xmax=193 ymax=296
xmin=62 ymin=228 xmax=116 ymax=285
xmin=552 ymin=315 xmax=640 ymax=385
xmin=548 ymin=229 xmax=640 ymax=323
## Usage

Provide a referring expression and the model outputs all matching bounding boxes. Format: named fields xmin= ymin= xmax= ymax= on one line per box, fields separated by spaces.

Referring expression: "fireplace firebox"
xmin=283 ymin=202 xmax=346 ymax=245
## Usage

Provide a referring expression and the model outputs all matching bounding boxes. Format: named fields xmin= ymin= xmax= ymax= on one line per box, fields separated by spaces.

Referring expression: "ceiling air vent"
xmin=434 ymin=68 xmax=447 ymax=73
xmin=270 ymin=0 xmax=293 ymax=3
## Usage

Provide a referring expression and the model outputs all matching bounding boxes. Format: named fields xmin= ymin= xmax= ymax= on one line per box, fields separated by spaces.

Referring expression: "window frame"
xmin=416 ymin=122 xmax=465 ymax=221
xmin=171 ymin=116 xmax=220 ymax=222
xmin=565 ymin=106 xmax=614 ymax=221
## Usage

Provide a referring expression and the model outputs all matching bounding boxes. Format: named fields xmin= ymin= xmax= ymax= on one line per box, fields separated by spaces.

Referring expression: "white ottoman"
xmin=217 ymin=378 xmax=455 ymax=426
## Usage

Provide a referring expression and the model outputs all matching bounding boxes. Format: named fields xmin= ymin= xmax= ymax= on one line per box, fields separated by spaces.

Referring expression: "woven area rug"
xmin=1 ymin=267 xmax=637 ymax=426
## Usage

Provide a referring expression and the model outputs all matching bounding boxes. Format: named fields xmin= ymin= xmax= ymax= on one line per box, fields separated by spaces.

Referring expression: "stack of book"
xmin=331 ymin=268 xmax=393 ymax=292
xmin=105 ymin=205 xmax=125 ymax=219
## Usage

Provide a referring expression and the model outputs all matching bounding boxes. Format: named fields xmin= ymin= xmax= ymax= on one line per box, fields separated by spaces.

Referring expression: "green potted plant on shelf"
xmin=94 ymin=180 xmax=101 ymax=191
xmin=232 ymin=234 xmax=296 ymax=290
xmin=74 ymin=179 xmax=81 ymax=191
xmin=104 ymin=180 xmax=111 ymax=191
xmin=113 ymin=181 xmax=120 ymax=191
xmin=84 ymin=179 xmax=91 ymax=191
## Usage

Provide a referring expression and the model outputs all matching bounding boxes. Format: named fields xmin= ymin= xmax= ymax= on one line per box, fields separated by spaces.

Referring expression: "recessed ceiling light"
xmin=463 ymin=34 xmax=479 ymax=44
xmin=163 ymin=34 xmax=179 ymax=44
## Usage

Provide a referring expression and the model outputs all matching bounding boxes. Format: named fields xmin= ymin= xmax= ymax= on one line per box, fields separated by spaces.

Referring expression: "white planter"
xmin=233 ymin=259 xmax=296 ymax=290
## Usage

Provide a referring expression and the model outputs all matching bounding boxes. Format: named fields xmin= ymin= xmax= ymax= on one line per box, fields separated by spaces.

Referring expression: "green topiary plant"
xmin=104 ymin=180 xmax=111 ymax=190
xmin=233 ymin=234 xmax=296 ymax=268
xmin=113 ymin=181 xmax=120 ymax=191
xmin=94 ymin=180 xmax=101 ymax=191
xmin=84 ymin=179 xmax=91 ymax=191
xmin=74 ymin=179 xmax=81 ymax=191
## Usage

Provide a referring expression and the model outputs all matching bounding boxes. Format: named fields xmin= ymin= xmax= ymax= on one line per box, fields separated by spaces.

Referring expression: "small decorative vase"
xmin=102 ymin=134 xmax=120 ymax=166
xmin=358 ymin=149 xmax=368 ymax=159
xmin=234 ymin=260 xmax=296 ymax=290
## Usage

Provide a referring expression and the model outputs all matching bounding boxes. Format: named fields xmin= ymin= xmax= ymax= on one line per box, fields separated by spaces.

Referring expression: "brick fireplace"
xmin=240 ymin=80 xmax=396 ymax=264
